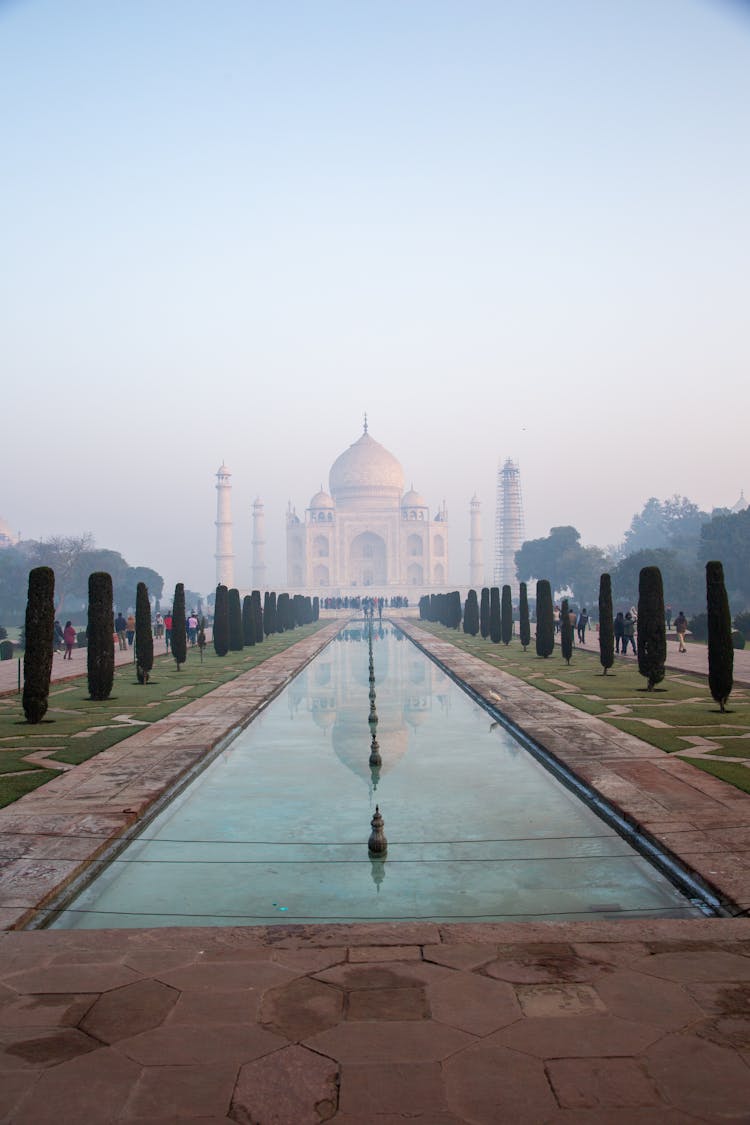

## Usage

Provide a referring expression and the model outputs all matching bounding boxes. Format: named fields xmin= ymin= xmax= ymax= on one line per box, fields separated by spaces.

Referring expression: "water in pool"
xmin=50 ymin=624 xmax=700 ymax=927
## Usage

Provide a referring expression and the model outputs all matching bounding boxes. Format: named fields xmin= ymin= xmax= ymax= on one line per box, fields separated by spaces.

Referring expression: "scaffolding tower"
xmin=493 ymin=458 xmax=525 ymax=591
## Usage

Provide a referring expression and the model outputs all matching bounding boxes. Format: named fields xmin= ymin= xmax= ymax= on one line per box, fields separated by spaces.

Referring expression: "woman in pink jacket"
xmin=63 ymin=621 xmax=77 ymax=660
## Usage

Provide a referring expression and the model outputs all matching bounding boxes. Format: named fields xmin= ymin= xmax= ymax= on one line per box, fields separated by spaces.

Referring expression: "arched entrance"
xmin=349 ymin=531 xmax=387 ymax=586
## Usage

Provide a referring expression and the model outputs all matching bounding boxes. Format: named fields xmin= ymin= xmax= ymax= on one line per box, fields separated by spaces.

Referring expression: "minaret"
xmin=469 ymin=494 xmax=483 ymax=588
xmin=252 ymin=497 xmax=267 ymax=590
xmin=214 ymin=463 xmax=234 ymax=588
xmin=493 ymin=458 xmax=525 ymax=593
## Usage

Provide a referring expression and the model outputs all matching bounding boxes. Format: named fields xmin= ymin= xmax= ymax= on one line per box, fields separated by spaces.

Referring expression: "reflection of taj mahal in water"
xmin=287 ymin=625 xmax=451 ymax=787
xmin=285 ymin=421 xmax=449 ymax=592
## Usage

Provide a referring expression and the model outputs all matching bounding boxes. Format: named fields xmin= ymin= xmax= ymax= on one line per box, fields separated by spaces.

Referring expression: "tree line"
xmin=420 ymin=561 xmax=735 ymax=712
xmin=20 ymin=568 xmax=320 ymax=725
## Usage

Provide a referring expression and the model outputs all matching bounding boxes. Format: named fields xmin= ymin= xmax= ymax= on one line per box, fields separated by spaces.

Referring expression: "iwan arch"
xmin=286 ymin=422 xmax=448 ymax=594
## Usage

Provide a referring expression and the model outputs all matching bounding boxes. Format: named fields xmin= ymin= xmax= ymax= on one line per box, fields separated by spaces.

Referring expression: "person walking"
xmin=125 ymin=613 xmax=136 ymax=647
xmin=614 ymin=611 xmax=625 ymax=654
xmin=154 ymin=612 xmax=164 ymax=639
xmin=553 ymin=605 xmax=561 ymax=634
xmin=577 ymin=608 xmax=589 ymax=645
xmin=114 ymin=612 xmax=128 ymax=651
xmin=53 ymin=619 xmax=64 ymax=653
xmin=188 ymin=613 xmax=198 ymax=646
xmin=164 ymin=612 xmax=173 ymax=653
xmin=62 ymin=620 xmax=77 ymax=660
xmin=622 ymin=612 xmax=636 ymax=655
xmin=674 ymin=610 xmax=688 ymax=653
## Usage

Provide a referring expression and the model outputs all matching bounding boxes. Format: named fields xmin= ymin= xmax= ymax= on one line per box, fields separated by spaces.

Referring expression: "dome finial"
xmin=363 ymin=411 xmax=368 ymax=434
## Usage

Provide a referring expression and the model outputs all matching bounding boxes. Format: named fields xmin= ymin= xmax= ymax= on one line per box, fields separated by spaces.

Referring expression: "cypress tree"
xmin=519 ymin=582 xmax=530 ymax=650
xmin=22 ymin=565 xmax=55 ymax=723
xmin=449 ymin=590 xmax=462 ymax=629
xmin=637 ymin=566 xmax=666 ymax=690
xmin=479 ymin=587 xmax=490 ymax=639
xmin=171 ymin=583 xmax=187 ymax=669
xmin=242 ymin=595 xmax=256 ymax=646
xmin=252 ymin=590 xmax=263 ymax=643
xmin=313 ymin=596 xmax=320 ymax=621
xmin=501 ymin=585 xmax=513 ymax=645
xmin=560 ymin=597 xmax=573 ymax=664
xmin=489 ymin=587 xmax=501 ymax=643
xmin=213 ymin=584 xmax=230 ymax=656
xmin=598 ymin=573 xmax=615 ymax=675
xmin=535 ymin=579 xmax=554 ymax=658
xmin=463 ymin=589 xmax=479 ymax=635
xmin=228 ymin=588 xmax=244 ymax=651
xmin=87 ymin=571 xmax=115 ymax=702
xmin=277 ymin=592 xmax=291 ymax=631
xmin=419 ymin=595 xmax=429 ymax=620
xmin=707 ymin=560 xmax=733 ymax=712
xmin=135 ymin=581 xmax=153 ymax=684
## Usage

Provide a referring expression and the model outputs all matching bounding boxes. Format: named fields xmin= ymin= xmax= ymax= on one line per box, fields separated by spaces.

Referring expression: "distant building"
xmin=286 ymin=421 xmax=449 ymax=592
xmin=0 ymin=519 xmax=19 ymax=550
xmin=731 ymin=491 xmax=748 ymax=514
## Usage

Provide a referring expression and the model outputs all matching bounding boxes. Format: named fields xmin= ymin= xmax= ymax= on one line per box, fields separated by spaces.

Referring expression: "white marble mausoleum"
xmin=285 ymin=423 xmax=448 ymax=592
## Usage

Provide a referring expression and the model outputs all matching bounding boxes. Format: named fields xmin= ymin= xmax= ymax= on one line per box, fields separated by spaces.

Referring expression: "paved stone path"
xmin=0 ymin=643 xmax=141 ymax=698
xmin=2 ymin=919 xmax=750 ymax=1122
xmin=2 ymin=617 xmax=750 ymax=1121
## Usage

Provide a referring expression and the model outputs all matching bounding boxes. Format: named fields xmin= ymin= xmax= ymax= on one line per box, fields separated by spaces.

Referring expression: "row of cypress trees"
xmin=213 ymin=586 xmax=318 ymax=658
xmin=417 ymin=561 xmax=734 ymax=710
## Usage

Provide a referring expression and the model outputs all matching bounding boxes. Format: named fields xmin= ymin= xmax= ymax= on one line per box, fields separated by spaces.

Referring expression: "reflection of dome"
xmin=309 ymin=488 xmax=335 ymax=510
xmin=329 ymin=430 xmax=405 ymax=505
xmin=402 ymin=488 xmax=426 ymax=509
xmin=332 ymin=722 xmax=409 ymax=783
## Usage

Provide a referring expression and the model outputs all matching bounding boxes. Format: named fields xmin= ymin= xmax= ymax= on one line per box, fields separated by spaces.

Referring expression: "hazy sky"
xmin=2 ymin=0 xmax=748 ymax=594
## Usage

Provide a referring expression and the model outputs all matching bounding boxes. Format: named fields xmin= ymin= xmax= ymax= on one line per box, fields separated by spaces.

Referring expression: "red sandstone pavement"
xmin=3 ymin=619 xmax=750 ymax=1121
xmin=2 ymin=919 xmax=750 ymax=1122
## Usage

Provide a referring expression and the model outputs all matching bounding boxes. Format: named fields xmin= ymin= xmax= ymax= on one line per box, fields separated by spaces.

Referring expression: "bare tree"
xmin=24 ymin=534 xmax=94 ymax=612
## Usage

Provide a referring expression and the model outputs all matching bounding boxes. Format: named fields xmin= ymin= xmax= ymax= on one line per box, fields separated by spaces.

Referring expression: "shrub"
xmin=252 ymin=590 xmax=263 ymax=643
xmin=463 ymin=589 xmax=479 ymax=635
xmin=519 ymin=582 xmax=530 ymax=650
xmin=228 ymin=588 xmax=244 ymax=651
xmin=501 ymin=585 xmax=513 ymax=645
xmin=135 ymin=581 xmax=153 ymax=684
xmin=707 ymin=561 xmax=733 ymax=711
xmin=76 ymin=630 xmax=88 ymax=648
xmin=637 ymin=566 xmax=666 ymax=690
xmin=688 ymin=612 xmax=708 ymax=641
xmin=171 ymin=583 xmax=187 ymax=668
xmin=598 ymin=573 xmax=614 ymax=675
xmin=535 ymin=580 xmax=554 ymax=658
xmin=560 ymin=597 xmax=573 ymax=665
xmin=732 ymin=630 xmax=745 ymax=650
xmin=213 ymin=585 xmax=229 ymax=656
xmin=479 ymin=588 xmax=490 ymax=639
xmin=22 ymin=566 xmax=55 ymax=723
xmin=87 ymin=571 xmax=114 ymax=702
xmin=0 ymin=639 xmax=13 ymax=660
xmin=489 ymin=587 xmax=501 ymax=643
xmin=242 ymin=595 xmax=256 ymax=645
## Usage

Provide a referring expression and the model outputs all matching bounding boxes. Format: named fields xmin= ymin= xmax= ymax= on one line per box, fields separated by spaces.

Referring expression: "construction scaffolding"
xmin=493 ymin=458 xmax=525 ymax=591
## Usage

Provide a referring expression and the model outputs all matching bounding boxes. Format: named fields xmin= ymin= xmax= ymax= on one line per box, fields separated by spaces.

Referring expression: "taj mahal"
xmin=214 ymin=421 xmax=481 ymax=596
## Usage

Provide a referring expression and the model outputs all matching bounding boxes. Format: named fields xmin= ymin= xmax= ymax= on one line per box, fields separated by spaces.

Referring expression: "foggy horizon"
xmin=2 ymin=0 xmax=748 ymax=596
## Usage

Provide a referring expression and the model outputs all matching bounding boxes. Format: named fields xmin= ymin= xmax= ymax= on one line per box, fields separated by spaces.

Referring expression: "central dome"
xmin=329 ymin=430 xmax=405 ymax=507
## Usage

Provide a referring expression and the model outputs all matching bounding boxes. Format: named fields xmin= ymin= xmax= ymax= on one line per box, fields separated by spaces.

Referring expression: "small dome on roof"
xmin=310 ymin=487 xmax=335 ymax=510
xmin=402 ymin=486 xmax=426 ymax=508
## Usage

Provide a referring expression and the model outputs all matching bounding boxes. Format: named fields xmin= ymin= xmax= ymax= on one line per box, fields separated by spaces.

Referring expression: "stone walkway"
xmin=2 ymin=618 xmax=750 ymax=1121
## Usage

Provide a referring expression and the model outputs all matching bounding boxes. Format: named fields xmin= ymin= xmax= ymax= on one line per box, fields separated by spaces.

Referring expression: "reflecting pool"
xmin=50 ymin=625 xmax=700 ymax=928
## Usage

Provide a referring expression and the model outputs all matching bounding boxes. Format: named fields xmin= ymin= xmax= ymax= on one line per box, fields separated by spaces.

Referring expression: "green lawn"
xmin=0 ymin=624 xmax=326 ymax=808
xmin=416 ymin=622 xmax=750 ymax=795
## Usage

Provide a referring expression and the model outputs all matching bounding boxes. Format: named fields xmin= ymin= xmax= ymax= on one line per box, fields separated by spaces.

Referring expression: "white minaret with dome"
xmin=286 ymin=420 xmax=449 ymax=592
